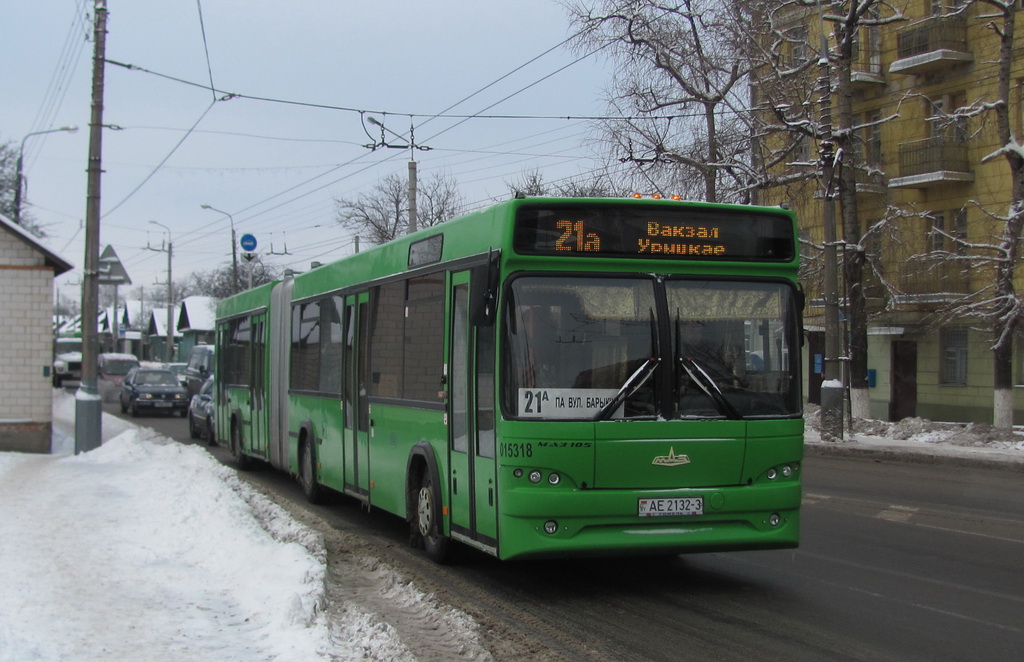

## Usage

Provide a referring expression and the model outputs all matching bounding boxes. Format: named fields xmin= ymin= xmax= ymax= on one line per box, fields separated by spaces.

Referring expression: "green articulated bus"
xmin=214 ymin=196 xmax=804 ymax=562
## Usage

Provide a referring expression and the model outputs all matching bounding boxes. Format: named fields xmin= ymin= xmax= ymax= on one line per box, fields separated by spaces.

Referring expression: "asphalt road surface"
xmin=107 ymin=400 xmax=1024 ymax=661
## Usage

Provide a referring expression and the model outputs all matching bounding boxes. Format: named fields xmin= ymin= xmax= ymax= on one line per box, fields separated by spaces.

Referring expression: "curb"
xmin=804 ymin=441 xmax=1024 ymax=473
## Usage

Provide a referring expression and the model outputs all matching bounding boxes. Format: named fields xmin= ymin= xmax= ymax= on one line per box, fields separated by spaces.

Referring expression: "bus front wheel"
xmin=414 ymin=472 xmax=450 ymax=563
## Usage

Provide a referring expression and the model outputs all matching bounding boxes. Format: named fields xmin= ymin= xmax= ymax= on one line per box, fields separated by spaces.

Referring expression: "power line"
xmin=103 ymin=57 xmax=699 ymax=123
xmin=102 ymin=101 xmax=217 ymax=218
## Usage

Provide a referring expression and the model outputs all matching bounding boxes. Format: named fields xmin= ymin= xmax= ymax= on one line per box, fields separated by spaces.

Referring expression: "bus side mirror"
xmin=470 ymin=253 xmax=499 ymax=327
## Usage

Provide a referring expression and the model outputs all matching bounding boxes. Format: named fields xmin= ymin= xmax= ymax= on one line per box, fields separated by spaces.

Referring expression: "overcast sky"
xmin=5 ymin=1 xmax=614 ymax=304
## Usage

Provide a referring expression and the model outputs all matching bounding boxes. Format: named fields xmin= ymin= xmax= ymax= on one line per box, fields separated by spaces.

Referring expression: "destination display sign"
xmin=513 ymin=204 xmax=795 ymax=261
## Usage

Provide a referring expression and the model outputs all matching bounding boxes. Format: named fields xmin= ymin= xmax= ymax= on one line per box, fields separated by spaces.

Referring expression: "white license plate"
xmin=638 ymin=497 xmax=704 ymax=517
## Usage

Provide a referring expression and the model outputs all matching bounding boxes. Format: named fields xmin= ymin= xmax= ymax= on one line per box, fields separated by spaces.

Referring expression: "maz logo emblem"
xmin=652 ymin=447 xmax=691 ymax=467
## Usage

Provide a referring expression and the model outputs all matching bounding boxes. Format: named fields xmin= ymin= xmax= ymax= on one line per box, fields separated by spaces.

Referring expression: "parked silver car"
xmin=188 ymin=376 xmax=216 ymax=443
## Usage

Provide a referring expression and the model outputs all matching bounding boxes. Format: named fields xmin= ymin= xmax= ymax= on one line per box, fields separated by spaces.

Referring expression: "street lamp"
xmin=14 ymin=125 xmax=78 ymax=225
xmin=148 ymin=220 xmax=174 ymax=362
xmin=200 ymin=204 xmax=240 ymax=294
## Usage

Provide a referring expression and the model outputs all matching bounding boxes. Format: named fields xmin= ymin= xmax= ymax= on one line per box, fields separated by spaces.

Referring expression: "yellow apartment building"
xmin=755 ymin=1 xmax=1024 ymax=423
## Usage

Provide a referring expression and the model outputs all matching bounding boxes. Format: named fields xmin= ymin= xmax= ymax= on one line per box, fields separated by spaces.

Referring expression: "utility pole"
xmin=364 ymin=116 xmax=429 ymax=235
xmin=408 ymin=159 xmax=418 ymax=234
xmin=76 ymin=0 xmax=107 ymax=454
xmin=818 ymin=18 xmax=844 ymax=441
xmin=148 ymin=221 xmax=174 ymax=362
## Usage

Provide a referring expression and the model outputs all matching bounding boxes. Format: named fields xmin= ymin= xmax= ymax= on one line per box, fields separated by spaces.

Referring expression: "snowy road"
xmin=97 ymin=395 xmax=1024 ymax=661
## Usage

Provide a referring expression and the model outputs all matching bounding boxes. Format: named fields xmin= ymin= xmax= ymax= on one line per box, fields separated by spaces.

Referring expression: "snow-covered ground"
xmin=1 ymin=393 xmax=1021 ymax=662
xmin=0 ymin=391 xmax=487 ymax=662
xmin=804 ymin=402 xmax=1024 ymax=469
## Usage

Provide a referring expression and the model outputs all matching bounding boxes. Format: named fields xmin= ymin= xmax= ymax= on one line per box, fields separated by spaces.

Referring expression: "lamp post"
xmin=14 ymin=125 xmax=78 ymax=225
xmin=200 ymin=204 xmax=240 ymax=293
xmin=149 ymin=220 xmax=174 ymax=362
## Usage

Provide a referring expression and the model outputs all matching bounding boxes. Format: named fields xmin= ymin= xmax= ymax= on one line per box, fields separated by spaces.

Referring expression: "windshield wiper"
xmin=679 ymin=356 xmax=743 ymax=420
xmin=594 ymin=356 xmax=660 ymax=421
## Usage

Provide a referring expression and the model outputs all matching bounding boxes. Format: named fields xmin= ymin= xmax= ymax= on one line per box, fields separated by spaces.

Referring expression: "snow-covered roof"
xmin=0 ymin=212 xmax=73 ymax=276
xmin=177 ymin=296 xmax=217 ymax=332
xmin=148 ymin=307 xmax=182 ymax=338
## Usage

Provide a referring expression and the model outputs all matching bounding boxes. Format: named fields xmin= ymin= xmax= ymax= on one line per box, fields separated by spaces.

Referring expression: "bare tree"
xmin=335 ymin=171 xmax=465 ymax=246
xmin=819 ymin=0 xmax=905 ymax=419
xmin=505 ymin=167 xmax=622 ymax=198
xmin=563 ymin=0 xmax=757 ymax=202
xmin=418 ymin=171 xmax=466 ymax=228
xmin=0 ymin=139 xmax=47 ymax=237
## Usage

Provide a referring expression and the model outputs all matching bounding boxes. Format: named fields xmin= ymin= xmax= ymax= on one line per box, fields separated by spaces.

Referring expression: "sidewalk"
xmin=803 ymin=423 xmax=1024 ymax=472
xmin=50 ymin=389 xmax=137 ymax=454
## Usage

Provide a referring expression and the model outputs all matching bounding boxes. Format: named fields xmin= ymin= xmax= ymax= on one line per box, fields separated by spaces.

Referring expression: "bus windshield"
xmin=504 ymin=275 xmax=800 ymax=420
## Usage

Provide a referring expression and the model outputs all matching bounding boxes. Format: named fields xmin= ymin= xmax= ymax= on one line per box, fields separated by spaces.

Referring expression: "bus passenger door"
xmin=250 ymin=314 xmax=268 ymax=458
xmin=449 ymin=272 xmax=498 ymax=549
xmin=344 ymin=292 xmax=371 ymax=501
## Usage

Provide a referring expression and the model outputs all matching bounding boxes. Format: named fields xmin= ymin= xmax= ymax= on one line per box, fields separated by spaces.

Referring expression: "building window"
xmin=953 ymin=208 xmax=968 ymax=255
xmin=927 ymin=94 xmax=968 ymax=143
xmin=930 ymin=211 xmax=946 ymax=252
xmin=868 ymin=112 xmax=883 ymax=165
xmin=940 ymin=327 xmax=968 ymax=385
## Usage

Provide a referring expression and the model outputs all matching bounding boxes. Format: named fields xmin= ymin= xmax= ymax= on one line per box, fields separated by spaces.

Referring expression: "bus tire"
xmin=414 ymin=470 xmax=450 ymax=563
xmin=299 ymin=437 xmax=322 ymax=504
xmin=231 ymin=420 xmax=251 ymax=471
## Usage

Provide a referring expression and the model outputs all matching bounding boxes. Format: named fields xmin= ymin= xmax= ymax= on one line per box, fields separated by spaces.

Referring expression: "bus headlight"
xmin=528 ymin=470 xmax=543 ymax=484
xmin=544 ymin=520 xmax=558 ymax=534
xmin=769 ymin=513 xmax=781 ymax=527
xmin=547 ymin=472 xmax=561 ymax=485
xmin=766 ymin=468 xmax=778 ymax=480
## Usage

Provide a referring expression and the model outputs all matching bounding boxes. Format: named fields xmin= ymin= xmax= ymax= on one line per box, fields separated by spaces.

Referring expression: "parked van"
xmin=97 ymin=352 xmax=140 ymax=401
xmin=184 ymin=344 xmax=215 ymax=397
xmin=53 ymin=337 xmax=84 ymax=387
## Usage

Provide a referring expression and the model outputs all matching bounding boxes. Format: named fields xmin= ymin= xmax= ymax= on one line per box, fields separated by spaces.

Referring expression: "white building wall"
xmin=0 ymin=232 xmax=55 ymax=427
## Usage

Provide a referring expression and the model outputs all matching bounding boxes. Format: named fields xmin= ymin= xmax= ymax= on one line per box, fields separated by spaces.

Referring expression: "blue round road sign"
xmin=240 ymin=233 xmax=257 ymax=251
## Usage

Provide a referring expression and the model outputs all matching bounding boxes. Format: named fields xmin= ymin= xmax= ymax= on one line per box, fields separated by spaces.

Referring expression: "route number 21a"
xmin=555 ymin=220 xmax=601 ymax=252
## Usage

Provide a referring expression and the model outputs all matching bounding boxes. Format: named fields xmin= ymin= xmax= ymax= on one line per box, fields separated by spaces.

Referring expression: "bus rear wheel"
xmin=299 ymin=439 xmax=322 ymax=504
xmin=230 ymin=422 xmax=251 ymax=471
xmin=414 ymin=472 xmax=450 ymax=563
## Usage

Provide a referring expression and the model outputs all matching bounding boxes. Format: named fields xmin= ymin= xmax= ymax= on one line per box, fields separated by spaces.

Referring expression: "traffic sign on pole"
xmin=239 ymin=233 xmax=257 ymax=252
xmin=97 ymin=245 xmax=132 ymax=285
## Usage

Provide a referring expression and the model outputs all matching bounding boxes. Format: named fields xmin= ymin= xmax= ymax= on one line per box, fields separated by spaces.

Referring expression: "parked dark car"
xmin=188 ymin=376 xmax=216 ymax=443
xmin=119 ymin=367 xmax=189 ymax=418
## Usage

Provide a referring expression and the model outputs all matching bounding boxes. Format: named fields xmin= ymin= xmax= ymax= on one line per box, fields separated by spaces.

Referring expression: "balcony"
xmin=854 ymin=167 xmax=885 ymax=194
xmin=895 ymin=256 xmax=972 ymax=306
xmin=851 ymin=58 xmax=885 ymax=88
xmin=890 ymin=15 xmax=972 ymax=75
xmin=888 ymin=137 xmax=973 ymax=189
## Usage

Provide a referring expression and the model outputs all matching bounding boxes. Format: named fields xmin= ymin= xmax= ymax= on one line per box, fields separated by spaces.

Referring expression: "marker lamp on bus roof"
xmin=529 ymin=470 xmax=543 ymax=484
